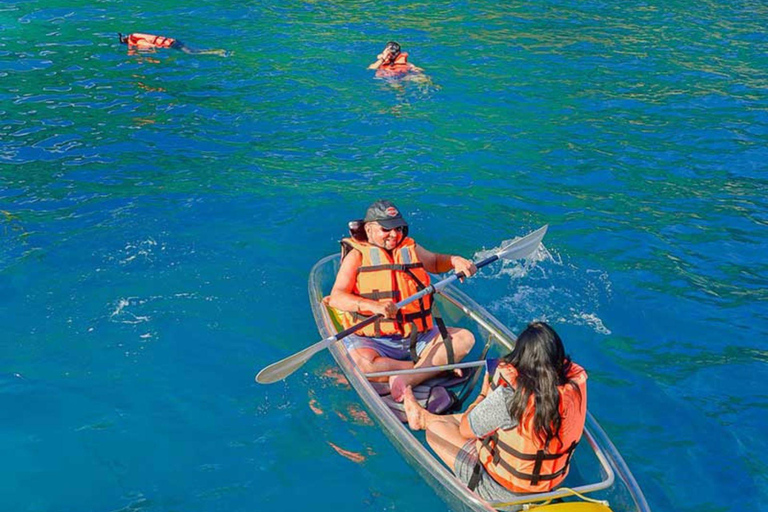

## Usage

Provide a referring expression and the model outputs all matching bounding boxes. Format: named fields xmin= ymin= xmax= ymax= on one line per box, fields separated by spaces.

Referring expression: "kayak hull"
xmin=309 ymin=254 xmax=650 ymax=512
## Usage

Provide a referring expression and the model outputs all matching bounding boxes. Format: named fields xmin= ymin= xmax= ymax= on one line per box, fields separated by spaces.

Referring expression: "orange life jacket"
xmin=339 ymin=237 xmax=433 ymax=338
xmin=475 ymin=362 xmax=587 ymax=494
xmin=126 ymin=33 xmax=177 ymax=49
xmin=376 ymin=52 xmax=410 ymax=76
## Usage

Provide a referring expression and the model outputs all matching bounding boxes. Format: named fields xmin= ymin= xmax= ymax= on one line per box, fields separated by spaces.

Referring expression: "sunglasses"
xmin=379 ymin=225 xmax=404 ymax=233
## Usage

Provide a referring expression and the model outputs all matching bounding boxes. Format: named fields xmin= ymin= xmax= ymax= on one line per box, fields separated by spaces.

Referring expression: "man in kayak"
xmin=118 ymin=33 xmax=229 ymax=56
xmin=327 ymin=199 xmax=477 ymax=402
xmin=402 ymin=322 xmax=587 ymax=502
xmin=368 ymin=41 xmax=423 ymax=78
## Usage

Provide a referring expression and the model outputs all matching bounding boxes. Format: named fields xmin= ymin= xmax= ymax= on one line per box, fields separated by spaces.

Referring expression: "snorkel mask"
xmin=384 ymin=41 xmax=401 ymax=64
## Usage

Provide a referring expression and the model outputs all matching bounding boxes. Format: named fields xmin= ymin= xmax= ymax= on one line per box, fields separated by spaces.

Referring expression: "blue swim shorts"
xmin=343 ymin=326 xmax=440 ymax=361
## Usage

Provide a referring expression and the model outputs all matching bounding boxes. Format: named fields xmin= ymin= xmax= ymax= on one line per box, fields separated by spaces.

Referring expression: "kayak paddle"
xmin=255 ymin=224 xmax=547 ymax=384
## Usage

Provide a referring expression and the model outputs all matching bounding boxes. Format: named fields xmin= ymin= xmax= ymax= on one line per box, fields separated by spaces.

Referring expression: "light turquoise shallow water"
xmin=1 ymin=1 xmax=767 ymax=511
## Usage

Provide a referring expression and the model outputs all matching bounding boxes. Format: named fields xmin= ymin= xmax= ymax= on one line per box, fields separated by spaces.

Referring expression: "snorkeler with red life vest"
xmin=118 ymin=33 xmax=229 ymax=57
xmin=368 ymin=41 xmax=423 ymax=78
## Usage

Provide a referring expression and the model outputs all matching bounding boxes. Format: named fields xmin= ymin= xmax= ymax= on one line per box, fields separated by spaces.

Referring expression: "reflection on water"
xmin=1 ymin=1 xmax=767 ymax=511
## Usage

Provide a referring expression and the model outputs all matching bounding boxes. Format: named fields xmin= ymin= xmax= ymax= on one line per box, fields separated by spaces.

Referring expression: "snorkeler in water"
xmin=118 ymin=33 xmax=229 ymax=57
xmin=368 ymin=41 xmax=423 ymax=77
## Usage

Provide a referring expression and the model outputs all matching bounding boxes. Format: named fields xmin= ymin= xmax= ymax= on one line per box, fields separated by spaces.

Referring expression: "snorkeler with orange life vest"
xmin=368 ymin=41 xmax=424 ymax=78
xmin=118 ymin=33 xmax=229 ymax=57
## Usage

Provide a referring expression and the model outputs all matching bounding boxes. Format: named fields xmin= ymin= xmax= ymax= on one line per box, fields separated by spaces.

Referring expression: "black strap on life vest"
xmin=348 ymin=310 xmax=432 ymax=339
xmin=340 ymin=242 xmax=434 ymax=338
xmin=348 ymin=312 xmax=398 ymax=337
xmin=340 ymin=239 xmax=355 ymax=261
xmin=402 ymin=265 xmax=427 ymax=287
xmin=359 ymin=289 xmax=398 ymax=300
xmin=435 ymin=314 xmax=454 ymax=364
xmin=488 ymin=371 xmax=515 ymax=392
xmin=468 ymin=459 xmax=484 ymax=491
xmin=408 ymin=322 xmax=420 ymax=363
xmin=357 ymin=261 xmax=434 ymax=333
xmin=402 ymin=265 xmax=431 ymax=330
xmin=358 ymin=262 xmax=425 ymax=273
xmin=480 ymin=435 xmax=578 ymax=486
xmin=407 ymin=313 xmax=453 ymax=371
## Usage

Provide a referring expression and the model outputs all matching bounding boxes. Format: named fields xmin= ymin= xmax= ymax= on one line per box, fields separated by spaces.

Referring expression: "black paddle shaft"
xmin=333 ymin=253 xmax=500 ymax=342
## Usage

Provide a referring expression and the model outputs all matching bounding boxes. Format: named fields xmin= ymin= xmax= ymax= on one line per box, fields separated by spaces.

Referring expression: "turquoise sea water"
xmin=2 ymin=1 xmax=767 ymax=511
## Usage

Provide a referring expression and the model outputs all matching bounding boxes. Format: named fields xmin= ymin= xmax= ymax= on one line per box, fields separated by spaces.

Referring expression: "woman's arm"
xmin=459 ymin=398 xmax=483 ymax=438
xmin=460 ymin=379 xmax=518 ymax=439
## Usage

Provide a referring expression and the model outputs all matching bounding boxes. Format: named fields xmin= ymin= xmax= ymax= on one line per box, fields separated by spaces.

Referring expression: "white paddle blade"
xmin=255 ymin=225 xmax=548 ymax=385
xmin=495 ymin=224 xmax=548 ymax=261
xmin=255 ymin=337 xmax=334 ymax=384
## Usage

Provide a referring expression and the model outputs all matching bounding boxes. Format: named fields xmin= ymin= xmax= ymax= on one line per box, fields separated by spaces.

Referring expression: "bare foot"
xmin=389 ymin=375 xmax=408 ymax=402
xmin=403 ymin=386 xmax=427 ymax=430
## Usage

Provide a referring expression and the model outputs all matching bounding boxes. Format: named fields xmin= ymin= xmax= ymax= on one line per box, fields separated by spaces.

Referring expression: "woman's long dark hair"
xmin=503 ymin=322 xmax=581 ymax=446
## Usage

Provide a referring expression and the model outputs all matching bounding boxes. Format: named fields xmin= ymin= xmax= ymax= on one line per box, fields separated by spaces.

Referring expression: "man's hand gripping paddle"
xmin=255 ymin=225 xmax=547 ymax=384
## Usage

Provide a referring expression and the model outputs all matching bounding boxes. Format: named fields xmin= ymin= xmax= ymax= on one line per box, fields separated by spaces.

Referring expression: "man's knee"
xmin=451 ymin=328 xmax=475 ymax=356
xmin=349 ymin=351 xmax=376 ymax=374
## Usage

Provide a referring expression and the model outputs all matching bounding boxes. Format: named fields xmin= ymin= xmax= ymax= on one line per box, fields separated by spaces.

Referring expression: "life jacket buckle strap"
xmin=530 ymin=449 xmax=546 ymax=485
xmin=467 ymin=461 xmax=483 ymax=492
xmin=408 ymin=323 xmax=419 ymax=363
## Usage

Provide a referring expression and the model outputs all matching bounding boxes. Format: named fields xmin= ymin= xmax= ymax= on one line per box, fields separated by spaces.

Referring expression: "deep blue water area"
xmin=1 ymin=1 xmax=767 ymax=511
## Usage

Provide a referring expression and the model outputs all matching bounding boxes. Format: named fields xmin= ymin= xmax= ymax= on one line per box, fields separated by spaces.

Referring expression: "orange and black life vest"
xmin=474 ymin=362 xmax=587 ymax=494
xmin=125 ymin=33 xmax=177 ymax=49
xmin=376 ymin=52 xmax=410 ymax=76
xmin=339 ymin=237 xmax=433 ymax=338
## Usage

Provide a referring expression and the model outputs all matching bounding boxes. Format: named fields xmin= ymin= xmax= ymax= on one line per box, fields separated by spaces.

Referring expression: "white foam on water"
xmin=109 ymin=297 xmax=150 ymax=324
xmin=477 ymin=242 xmax=613 ymax=337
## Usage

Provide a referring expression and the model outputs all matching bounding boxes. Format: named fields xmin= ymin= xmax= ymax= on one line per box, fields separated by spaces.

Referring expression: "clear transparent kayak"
xmin=309 ymin=254 xmax=651 ymax=512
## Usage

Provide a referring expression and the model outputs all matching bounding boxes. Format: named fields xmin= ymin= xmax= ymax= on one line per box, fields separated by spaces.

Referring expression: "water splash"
xmin=478 ymin=242 xmax=614 ymax=336
xmin=109 ymin=297 xmax=150 ymax=325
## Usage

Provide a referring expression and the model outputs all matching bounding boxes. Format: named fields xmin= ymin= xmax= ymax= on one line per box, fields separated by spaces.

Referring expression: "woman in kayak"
xmin=403 ymin=322 xmax=588 ymax=502
xmin=118 ymin=33 xmax=229 ymax=56
xmin=368 ymin=41 xmax=423 ymax=77
xmin=327 ymin=199 xmax=476 ymax=402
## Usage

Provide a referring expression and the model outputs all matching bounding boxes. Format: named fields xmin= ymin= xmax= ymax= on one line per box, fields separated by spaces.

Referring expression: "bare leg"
xmin=177 ymin=44 xmax=229 ymax=57
xmin=426 ymin=420 xmax=468 ymax=472
xmin=390 ymin=327 xmax=475 ymax=401
xmin=195 ymin=49 xmax=230 ymax=57
xmin=349 ymin=347 xmax=413 ymax=382
xmin=403 ymin=386 xmax=467 ymax=471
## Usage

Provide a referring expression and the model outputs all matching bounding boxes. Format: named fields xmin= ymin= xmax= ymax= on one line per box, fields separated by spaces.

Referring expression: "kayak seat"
xmin=371 ymin=370 xmax=470 ymax=422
